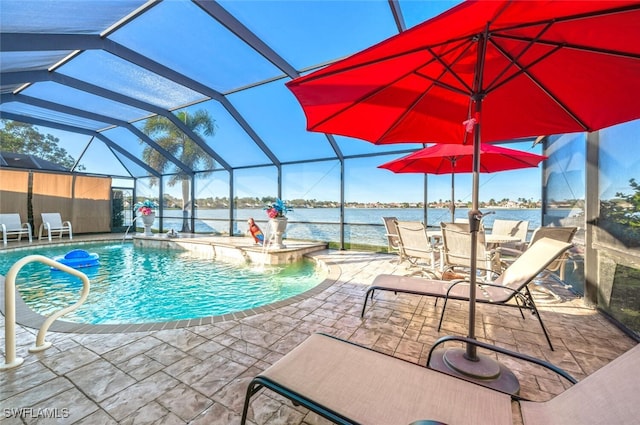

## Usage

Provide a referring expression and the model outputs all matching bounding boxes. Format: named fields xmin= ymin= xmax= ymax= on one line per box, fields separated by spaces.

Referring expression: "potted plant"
xmin=134 ymin=199 xmax=158 ymax=236
xmin=264 ymin=198 xmax=292 ymax=249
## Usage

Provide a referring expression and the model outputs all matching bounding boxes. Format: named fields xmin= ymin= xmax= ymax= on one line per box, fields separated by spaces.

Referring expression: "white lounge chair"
xmin=0 ymin=213 xmax=32 ymax=245
xmin=38 ymin=213 xmax=73 ymax=241
xmin=362 ymin=238 xmax=573 ymax=350
xmin=500 ymin=226 xmax=577 ymax=281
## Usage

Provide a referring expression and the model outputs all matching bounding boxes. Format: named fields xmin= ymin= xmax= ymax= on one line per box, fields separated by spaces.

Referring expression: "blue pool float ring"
xmin=51 ymin=249 xmax=100 ymax=270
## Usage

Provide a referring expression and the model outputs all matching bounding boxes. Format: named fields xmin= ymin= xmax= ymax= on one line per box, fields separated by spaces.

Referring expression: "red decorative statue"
xmin=247 ymin=218 xmax=264 ymax=245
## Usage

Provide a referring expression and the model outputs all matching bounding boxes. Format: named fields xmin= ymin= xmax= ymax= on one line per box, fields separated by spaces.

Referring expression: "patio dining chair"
xmin=395 ymin=220 xmax=438 ymax=276
xmin=38 ymin=213 xmax=73 ymax=241
xmin=381 ymin=216 xmax=403 ymax=262
xmin=490 ymin=219 xmax=529 ymax=249
xmin=454 ymin=216 xmax=486 ymax=230
xmin=241 ymin=332 xmax=640 ymax=425
xmin=440 ymin=221 xmax=502 ymax=276
xmin=362 ymin=237 xmax=573 ymax=350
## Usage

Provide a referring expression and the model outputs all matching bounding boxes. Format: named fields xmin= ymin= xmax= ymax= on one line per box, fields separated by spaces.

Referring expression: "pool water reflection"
xmin=0 ymin=242 xmax=324 ymax=324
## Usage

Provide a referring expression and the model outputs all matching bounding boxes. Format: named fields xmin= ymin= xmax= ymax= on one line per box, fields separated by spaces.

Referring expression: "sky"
xmin=9 ymin=0 xmax=637 ymax=204
xmin=37 ymin=127 xmax=547 ymax=204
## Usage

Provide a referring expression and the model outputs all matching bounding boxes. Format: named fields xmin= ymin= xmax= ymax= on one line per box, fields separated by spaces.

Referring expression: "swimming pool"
xmin=0 ymin=242 xmax=325 ymax=325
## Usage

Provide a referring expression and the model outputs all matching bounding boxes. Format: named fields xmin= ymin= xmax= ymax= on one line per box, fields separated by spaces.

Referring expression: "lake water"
xmin=156 ymin=207 xmax=569 ymax=248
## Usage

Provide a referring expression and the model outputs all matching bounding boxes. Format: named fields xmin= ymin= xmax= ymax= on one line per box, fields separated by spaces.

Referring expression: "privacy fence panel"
xmin=0 ymin=169 xmax=29 ymax=221
xmin=72 ymin=175 xmax=111 ymax=233
xmin=0 ymin=170 xmax=112 ymax=235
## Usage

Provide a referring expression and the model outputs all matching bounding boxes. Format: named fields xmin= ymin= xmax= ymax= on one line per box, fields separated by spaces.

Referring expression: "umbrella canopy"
xmin=378 ymin=143 xmax=547 ymax=221
xmin=379 ymin=143 xmax=547 ymax=174
xmin=286 ymin=1 xmax=640 ymax=145
xmin=286 ymin=0 xmax=640 ymax=387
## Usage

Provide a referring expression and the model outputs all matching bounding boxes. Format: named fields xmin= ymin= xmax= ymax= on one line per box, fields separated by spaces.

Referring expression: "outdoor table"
xmin=426 ymin=230 xmax=443 ymax=244
xmin=485 ymin=234 xmax=522 ymax=249
xmin=485 ymin=234 xmax=521 ymax=244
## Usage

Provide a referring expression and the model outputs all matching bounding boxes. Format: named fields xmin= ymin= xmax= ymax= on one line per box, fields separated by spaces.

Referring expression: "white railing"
xmin=2 ymin=255 xmax=90 ymax=370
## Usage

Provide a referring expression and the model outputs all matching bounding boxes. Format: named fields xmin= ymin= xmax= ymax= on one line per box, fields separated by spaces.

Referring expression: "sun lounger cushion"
xmin=250 ymin=333 xmax=512 ymax=425
xmin=520 ymin=343 xmax=640 ymax=425
xmin=246 ymin=334 xmax=639 ymax=425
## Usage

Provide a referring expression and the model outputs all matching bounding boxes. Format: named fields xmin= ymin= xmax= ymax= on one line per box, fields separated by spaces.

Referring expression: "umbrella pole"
xmin=467 ymin=133 xmax=482 ymax=357
xmin=423 ymin=174 xmax=428 ymax=226
xmin=428 ymin=24 xmax=519 ymax=395
xmin=450 ymin=172 xmax=455 ymax=222
xmin=430 ymin=116 xmax=519 ymax=395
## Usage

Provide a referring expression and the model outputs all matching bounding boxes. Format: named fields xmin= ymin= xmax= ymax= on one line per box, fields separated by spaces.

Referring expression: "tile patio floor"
xmin=0 ymin=235 xmax=636 ymax=424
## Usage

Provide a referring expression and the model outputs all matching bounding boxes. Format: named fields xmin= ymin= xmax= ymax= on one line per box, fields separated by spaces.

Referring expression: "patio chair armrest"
xmin=442 ymin=265 xmax=501 ymax=281
xmin=444 ymin=278 xmax=470 ymax=296
xmin=426 ymin=335 xmax=577 ymax=388
xmin=475 ymin=281 xmax=519 ymax=296
xmin=445 ymin=276 xmax=512 ymax=297
xmin=497 ymin=246 xmax=524 ymax=258
xmin=407 ymin=269 xmax=441 ymax=279
xmin=479 ymin=265 xmax=502 ymax=279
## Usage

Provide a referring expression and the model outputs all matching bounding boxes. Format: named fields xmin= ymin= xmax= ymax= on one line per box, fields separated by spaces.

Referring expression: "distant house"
xmin=0 ymin=151 xmax=68 ymax=172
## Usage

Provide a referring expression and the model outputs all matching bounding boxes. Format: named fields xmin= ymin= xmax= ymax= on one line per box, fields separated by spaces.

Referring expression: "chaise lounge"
xmin=499 ymin=226 xmax=578 ymax=281
xmin=241 ymin=332 xmax=639 ymax=425
xmin=362 ymin=238 xmax=572 ymax=350
xmin=38 ymin=212 xmax=73 ymax=241
xmin=0 ymin=213 xmax=32 ymax=245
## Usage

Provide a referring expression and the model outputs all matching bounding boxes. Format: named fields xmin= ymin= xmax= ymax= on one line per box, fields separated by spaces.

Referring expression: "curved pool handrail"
xmin=122 ymin=215 xmax=140 ymax=242
xmin=2 ymin=254 xmax=90 ymax=370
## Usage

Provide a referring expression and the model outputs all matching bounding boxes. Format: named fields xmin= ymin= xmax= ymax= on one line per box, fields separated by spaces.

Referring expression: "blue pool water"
xmin=0 ymin=243 xmax=324 ymax=325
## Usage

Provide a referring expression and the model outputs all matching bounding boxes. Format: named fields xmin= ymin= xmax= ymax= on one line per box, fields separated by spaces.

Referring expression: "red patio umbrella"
xmin=378 ymin=143 xmax=547 ymax=221
xmin=287 ymin=2 xmax=640 ymax=145
xmin=286 ymin=0 xmax=640 ymax=391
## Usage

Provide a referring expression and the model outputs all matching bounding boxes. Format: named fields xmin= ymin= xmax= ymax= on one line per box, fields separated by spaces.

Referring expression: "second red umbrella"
xmin=378 ymin=143 xmax=547 ymax=221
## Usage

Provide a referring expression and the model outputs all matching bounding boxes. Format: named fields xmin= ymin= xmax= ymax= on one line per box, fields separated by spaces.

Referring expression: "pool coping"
xmin=0 ymin=236 xmax=341 ymax=334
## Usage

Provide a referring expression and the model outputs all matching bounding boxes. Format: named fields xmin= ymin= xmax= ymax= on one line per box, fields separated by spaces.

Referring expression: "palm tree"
xmin=141 ymin=110 xmax=216 ymax=232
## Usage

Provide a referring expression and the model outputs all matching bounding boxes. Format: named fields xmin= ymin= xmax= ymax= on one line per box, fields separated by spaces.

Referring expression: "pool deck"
xmin=1 ymin=234 xmax=637 ymax=424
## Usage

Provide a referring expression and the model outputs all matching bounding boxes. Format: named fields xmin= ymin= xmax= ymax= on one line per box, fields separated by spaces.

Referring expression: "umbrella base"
xmin=429 ymin=347 xmax=520 ymax=395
